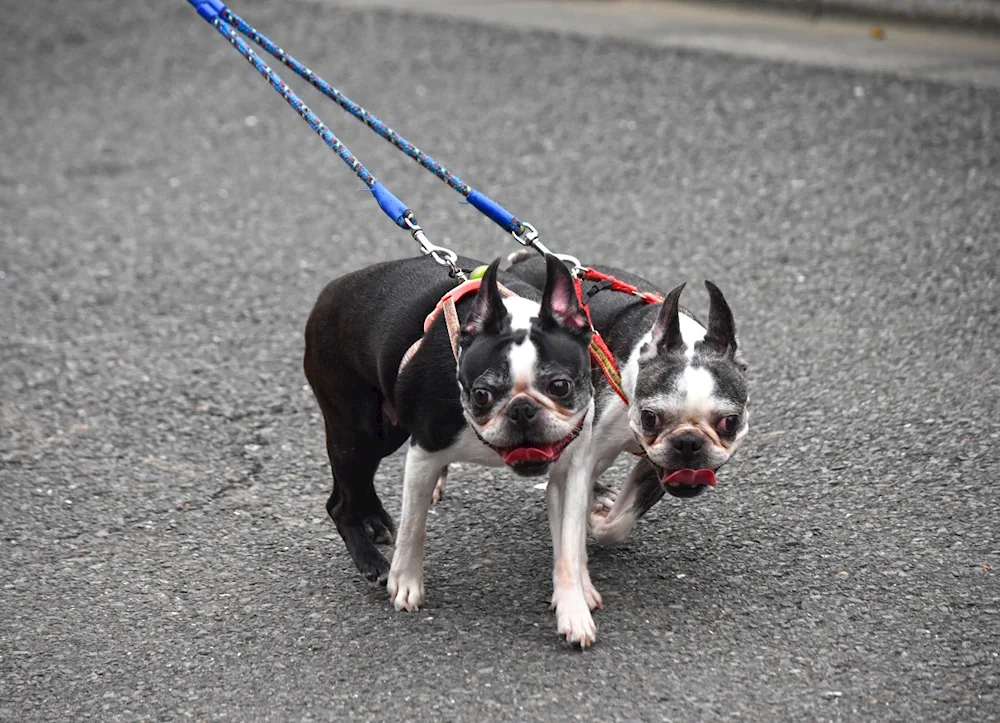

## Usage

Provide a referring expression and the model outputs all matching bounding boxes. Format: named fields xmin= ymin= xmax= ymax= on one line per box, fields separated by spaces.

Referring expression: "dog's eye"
xmin=548 ymin=379 xmax=572 ymax=398
xmin=471 ymin=388 xmax=494 ymax=407
xmin=640 ymin=410 xmax=660 ymax=432
xmin=717 ymin=414 xmax=741 ymax=436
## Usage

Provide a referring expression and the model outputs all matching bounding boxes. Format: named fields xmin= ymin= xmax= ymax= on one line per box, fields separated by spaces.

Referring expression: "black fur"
xmin=304 ymin=254 xmax=591 ymax=582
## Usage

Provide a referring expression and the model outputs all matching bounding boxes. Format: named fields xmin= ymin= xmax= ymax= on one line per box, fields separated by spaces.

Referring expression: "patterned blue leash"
xmin=187 ymin=0 xmax=576 ymax=269
xmin=187 ymin=0 xmax=468 ymax=278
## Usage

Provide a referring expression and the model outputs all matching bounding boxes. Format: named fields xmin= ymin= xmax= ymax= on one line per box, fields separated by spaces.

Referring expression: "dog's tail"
xmin=506 ymin=249 xmax=535 ymax=267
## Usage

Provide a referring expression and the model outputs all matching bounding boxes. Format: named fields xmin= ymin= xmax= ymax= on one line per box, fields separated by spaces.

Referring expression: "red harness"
xmin=397 ymin=278 xmax=516 ymax=377
xmin=579 ymin=268 xmax=665 ymax=306
xmin=398 ymin=270 xmax=663 ymax=411
xmin=575 ymin=268 xmax=663 ymax=406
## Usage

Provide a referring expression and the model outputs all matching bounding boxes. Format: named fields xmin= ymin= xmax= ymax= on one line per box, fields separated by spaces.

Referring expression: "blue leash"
xmin=186 ymin=0 xmax=575 ymax=269
xmin=188 ymin=0 xmax=468 ymax=278
xmin=220 ymin=5 xmax=528 ymax=241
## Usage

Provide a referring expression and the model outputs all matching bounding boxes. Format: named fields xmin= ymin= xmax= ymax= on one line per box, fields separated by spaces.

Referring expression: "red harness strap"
xmin=397 ymin=278 xmax=516 ymax=377
xmin=574 ymin=277 xmax=629 ymax=406
xmin=575 ymin=268 xmax=664 ymax=407
xmin=581 ymin=268 xmax=664 ymax=305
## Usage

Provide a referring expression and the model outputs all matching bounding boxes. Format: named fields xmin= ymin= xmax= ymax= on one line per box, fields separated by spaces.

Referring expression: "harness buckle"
xmin=583 ymin=278 xmax=614 ymax=305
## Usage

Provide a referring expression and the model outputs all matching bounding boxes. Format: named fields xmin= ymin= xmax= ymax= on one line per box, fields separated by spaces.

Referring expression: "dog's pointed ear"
xmin=539 ymin=254 xmax=590 ymax=334
xmin=648 ymin=282 xmax=686 ymax=355
xmin=462 ymin=258 xmax=507 ymax=338
xmin=702 ymin=281 xmax=742 ymax=365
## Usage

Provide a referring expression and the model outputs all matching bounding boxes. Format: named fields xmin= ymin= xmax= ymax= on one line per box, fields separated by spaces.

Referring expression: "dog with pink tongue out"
xmin=505 ymin=254 xmax=750 ymax=544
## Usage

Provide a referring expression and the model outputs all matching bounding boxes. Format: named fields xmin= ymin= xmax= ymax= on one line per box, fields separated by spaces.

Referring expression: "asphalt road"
xmin=2 ymin=0 xmax=998 ymax=720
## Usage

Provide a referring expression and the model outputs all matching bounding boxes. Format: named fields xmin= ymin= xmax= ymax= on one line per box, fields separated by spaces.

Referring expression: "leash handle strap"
xmin=215 ymin=2 xmax=529 ymax=238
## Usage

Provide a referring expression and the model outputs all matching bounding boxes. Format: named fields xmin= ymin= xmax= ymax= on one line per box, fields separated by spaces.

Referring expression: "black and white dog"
xmin=504 ymin=253 xmax=750 ymax=544
xmin=303 ymin=255 xmax=601 ymax=645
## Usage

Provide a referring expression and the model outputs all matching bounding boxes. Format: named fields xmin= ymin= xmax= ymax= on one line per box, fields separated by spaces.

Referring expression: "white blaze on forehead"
xmin=623 ymin=311 xmax=706 ymax=399
xmin=677 ymin=365 xmax=716 ymax=417
xmin=503 ymin=296 xmax=539 ymax=387
xmin=679 ymin=312 xmax=707 ymax=360
xmin=502 ymin=296 xmax=537 ymax=331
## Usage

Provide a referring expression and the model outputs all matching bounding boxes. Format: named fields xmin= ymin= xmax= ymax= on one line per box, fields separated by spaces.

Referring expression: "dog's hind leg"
xmin=324 ymin=425 xmax=394 ymax=583
xmin=431 ymin=466 xmax=448 ymax=504
xmin=314 ymin=386 xmax=406 ymax=583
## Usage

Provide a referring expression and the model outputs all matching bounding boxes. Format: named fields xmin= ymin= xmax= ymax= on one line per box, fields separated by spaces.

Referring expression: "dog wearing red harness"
xmin=304 ymin=255 xmax=602 ymax=646
xmin=506 ymin=252 xmax=750 ymax=545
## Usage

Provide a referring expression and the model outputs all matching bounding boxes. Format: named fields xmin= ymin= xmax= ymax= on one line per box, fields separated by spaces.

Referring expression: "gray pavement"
xmin=328 ymin=0 xmax=1000 ymax=89
xmin=702 ymin=0 xmax=1000 ymax=31
xmin=2 ymin=0 xmax=998 ymax=720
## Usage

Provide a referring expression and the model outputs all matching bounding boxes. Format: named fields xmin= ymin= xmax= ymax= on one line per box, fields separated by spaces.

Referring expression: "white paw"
xmin=431 ymin=470 xmax=447 ymax=504
xmin=387 ymin=570 xmax=425 ymax=612
xmin=592 ymin=493 xmax=616 ymax=516
xmin=552 ymin=587 xmax=597 ymax=648
xmin=583 ymin=574 xmax=603 ymax=611
xmin=590 ymin=514 xmax=628 ymax=546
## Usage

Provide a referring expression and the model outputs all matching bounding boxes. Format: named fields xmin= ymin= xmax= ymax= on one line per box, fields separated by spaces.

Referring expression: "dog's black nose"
xmin=672 ymin=433 xmax=704 ymax=458
xmin=507 ymin=399 xmax=538 ymax=423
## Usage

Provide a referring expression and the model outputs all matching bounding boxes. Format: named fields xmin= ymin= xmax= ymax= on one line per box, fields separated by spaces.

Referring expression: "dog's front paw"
xmin=589 ymin=513 xmax=615 ymax=542
xmin=582 ymin=571 xmax=603 ymax=611
xmin=387 ymin=571 xmax=425 ymax=612
xmin=592 ymin=490 xmax=616 ymax=517
xmin=551 ymin=587 xmax=597 ymax=648
xmin=590 ymin=511 xmax=631 ymax=546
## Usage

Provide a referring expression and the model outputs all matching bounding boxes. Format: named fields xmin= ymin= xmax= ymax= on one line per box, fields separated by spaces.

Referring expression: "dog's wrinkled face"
xmin=458 ymin=256 xmax=593 ymax=477
xmin=631 ymin=281 xmax=749 ymax=498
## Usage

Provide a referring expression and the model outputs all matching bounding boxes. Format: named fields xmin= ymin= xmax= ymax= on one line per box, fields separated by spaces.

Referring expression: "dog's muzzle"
xmin=477 ymin=415 xmax=586 ymax=476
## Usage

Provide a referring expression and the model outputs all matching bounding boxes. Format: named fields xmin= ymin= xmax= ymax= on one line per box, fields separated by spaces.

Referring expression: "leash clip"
xmin=511 ymin=222 xmax=583 ymax=277
xmin=556 ymin=253 xmax=584 ymax=278
xmin=405 ymin=218 xmax=468 ymax=281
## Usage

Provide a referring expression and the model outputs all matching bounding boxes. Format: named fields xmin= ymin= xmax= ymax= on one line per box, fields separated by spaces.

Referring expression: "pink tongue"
xmin=662 ymin=468 xmax=717 ymax=487
xmin=503 ymin=447 xmax=555 ymax=464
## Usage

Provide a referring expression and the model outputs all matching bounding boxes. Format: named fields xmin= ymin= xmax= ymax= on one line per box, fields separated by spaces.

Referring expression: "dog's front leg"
xmin=548 ymin=431 xmax=598 ymax=647
xmin=547 ymin=466 xmax=604 ymax=609
xmin=591 ymin=456 xmax=663 ymax=545
xmin=387 ymin=444 xmax=441 ymax=612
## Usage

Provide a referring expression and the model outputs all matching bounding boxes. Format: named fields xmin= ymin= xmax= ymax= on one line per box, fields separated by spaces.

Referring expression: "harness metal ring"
xmin=554 ymin=253 xmax=584 ymax=277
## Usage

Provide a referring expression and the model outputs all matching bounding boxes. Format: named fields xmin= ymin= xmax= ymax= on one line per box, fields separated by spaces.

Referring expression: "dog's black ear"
xmin=462 ymin=258 xmax=507 ymax=337
xmin=703 ymin=281 xmax=741 ymax=364
xmin=538 ymin=254 xmax=590 ymax=334
xmin=649 ymin=283 xmax=686 ymax=355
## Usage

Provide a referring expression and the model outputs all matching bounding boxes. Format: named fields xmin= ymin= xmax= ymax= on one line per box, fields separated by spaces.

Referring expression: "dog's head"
xmin=458 ymin=256 xmax=593 ymax=477
xmin=630 ymin=281 xmax=749 ymax=498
